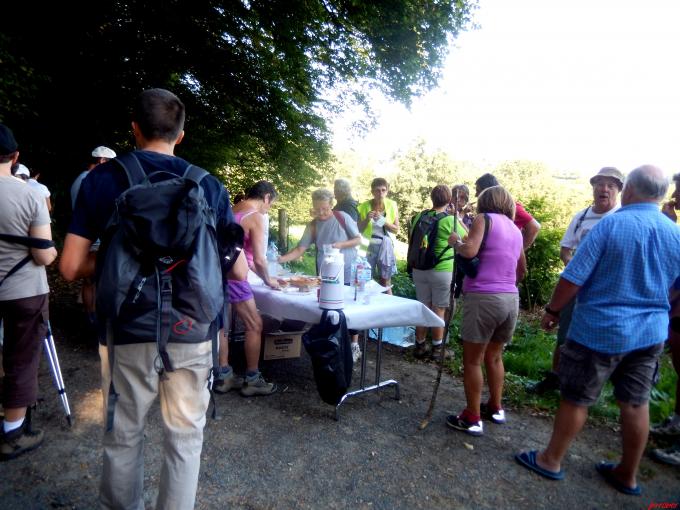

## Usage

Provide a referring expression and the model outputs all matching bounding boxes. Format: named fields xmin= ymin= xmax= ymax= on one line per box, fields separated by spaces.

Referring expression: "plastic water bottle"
xmin=353 ymin=255 xmax=372 ymax=302
xmin=266 ymin=242 xmax=281 ymax=277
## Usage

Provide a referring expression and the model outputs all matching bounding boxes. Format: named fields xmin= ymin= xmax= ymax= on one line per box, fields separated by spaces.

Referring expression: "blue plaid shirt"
xmin=563 ymin=202 xmax=680 ymax=354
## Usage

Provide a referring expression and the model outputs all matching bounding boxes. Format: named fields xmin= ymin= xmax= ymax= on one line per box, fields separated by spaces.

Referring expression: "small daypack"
xmin=407 ymin=210 xmax=452 ymax=272
xmin=96 ymin=153 xmax=231 ymax=373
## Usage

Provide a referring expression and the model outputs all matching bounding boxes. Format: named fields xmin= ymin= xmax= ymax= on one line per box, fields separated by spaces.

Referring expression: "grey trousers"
xmin=98 ymin=341 xmax=211 ymax=510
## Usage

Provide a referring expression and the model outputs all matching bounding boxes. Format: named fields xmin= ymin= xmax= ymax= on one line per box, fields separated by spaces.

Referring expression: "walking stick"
xmin=43 ymin=321 xmax=73 ymax=427
xmin=419 ymin=190 xmax=460 ymax=430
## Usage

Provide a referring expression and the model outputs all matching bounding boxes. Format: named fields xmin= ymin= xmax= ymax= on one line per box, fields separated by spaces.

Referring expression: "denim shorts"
xmin=558 ymin=340 xmax=664 ymax=406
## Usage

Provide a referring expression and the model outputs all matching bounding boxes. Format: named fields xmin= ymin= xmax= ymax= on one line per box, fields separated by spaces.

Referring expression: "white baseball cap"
xmin=91 ymin=146 xmax=117 ymax=159
xmin=14 ymin=163 xmax=30 ymax=177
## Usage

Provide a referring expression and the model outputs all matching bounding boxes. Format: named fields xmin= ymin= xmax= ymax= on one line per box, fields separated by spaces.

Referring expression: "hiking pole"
xmin=419 ymin=189 xmax=460 ymax=430
xmin=43 ymin=321 xmax=73 ymax=427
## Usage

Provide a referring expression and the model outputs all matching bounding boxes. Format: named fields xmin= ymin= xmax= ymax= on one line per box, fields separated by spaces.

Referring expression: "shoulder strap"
xmin=332 ymin=211 xmax=350 ymax=237
xmin=0 ymin=234 xmax=56 ymax=289
xmin=182 ymin=164 xmax=209 ymax=185
xmin=431 ymin=212 xmax=453 ymax=265
xmin=573 ymin=206 xmax=590 ymax=235
xmin=114 ymin=152 xmax=147 ymax=187
xmin=479 ymin=214 xmax=491 ymax=252
xmin=0 ymin=234 xmax=55 ymax=249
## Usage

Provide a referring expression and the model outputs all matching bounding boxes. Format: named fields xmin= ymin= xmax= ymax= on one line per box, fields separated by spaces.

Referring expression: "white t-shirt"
xmin=27 ymin=178 xmax=50 ymax=198
xmin=560 ymin=204 xmax=620 ymax=250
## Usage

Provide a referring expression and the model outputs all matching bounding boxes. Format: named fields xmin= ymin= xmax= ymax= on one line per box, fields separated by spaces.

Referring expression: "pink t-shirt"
xmin=463 ymin=213 xmax=522 ymax=294
xmin=233 ymin=209 xmax=258 ymax=268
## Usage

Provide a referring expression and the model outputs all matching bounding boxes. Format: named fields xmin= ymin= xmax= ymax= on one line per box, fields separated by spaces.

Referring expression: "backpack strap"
xmin=431 ymin=212 xmax=454 ymax=266
xmin=114 ymin=152 xmax=147 ymax=187
xmin=182 ymin=164 xmax=209 ymax=186
xmin=0 ymin=234 xmax=56 ymax=289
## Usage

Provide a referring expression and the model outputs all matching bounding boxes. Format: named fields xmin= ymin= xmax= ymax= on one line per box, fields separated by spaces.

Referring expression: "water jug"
xmin=319 ymin=247 xmax=344 ymax=310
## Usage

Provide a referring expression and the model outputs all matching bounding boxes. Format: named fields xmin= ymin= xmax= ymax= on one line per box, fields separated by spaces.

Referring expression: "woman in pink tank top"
xmin=446 ymin=186 xmax=527 ymax=436
xmin=216 ymin=181 xmax=280 ymax=397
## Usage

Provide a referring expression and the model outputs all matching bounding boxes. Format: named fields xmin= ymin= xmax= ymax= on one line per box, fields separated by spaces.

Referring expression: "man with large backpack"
xmin=407 ymin=185 xmax=467 ymax=360
xmin=60 ymin=89 xmax=239 ymax=509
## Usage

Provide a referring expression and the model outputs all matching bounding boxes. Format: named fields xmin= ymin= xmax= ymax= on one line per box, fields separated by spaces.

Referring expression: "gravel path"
xmin=1 ymin=306 xmax=679 ymax=510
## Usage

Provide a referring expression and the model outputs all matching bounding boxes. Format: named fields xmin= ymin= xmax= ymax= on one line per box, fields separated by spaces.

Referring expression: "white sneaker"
xmin=651 ymin=445 xmax=680 ymax=466
xmin=351 ymin=343 xmax=362 ymax=363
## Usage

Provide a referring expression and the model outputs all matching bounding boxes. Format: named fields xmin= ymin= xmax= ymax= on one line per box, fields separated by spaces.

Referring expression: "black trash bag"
xmin=302 ymin=310 xmax=353 ymax=405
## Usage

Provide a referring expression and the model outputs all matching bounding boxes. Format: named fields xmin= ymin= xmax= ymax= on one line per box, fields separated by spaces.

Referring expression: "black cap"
xmin=0 ymin=124 xmax=18 ymax=155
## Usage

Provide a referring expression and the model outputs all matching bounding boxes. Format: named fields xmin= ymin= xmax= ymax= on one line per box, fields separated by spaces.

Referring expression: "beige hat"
xmin=590 ymin=167 xmax=624 ymax=189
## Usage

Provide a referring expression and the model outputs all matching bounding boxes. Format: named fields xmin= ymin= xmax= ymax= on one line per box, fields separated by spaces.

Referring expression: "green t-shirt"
xmin=410 ymin=210 xmax=467 ymax=272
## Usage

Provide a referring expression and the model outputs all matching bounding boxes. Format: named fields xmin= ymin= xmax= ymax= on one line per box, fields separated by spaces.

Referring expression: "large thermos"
xmin=319 ymin=247 xmax=344 ymax=310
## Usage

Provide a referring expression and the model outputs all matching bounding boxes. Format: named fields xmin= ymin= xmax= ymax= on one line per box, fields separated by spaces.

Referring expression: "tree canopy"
xmin=1 ymin=0 xmax=476 ymax=204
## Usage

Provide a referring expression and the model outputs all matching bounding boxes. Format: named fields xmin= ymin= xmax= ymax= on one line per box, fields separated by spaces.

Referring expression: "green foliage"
xmin=1 ymin=1 xmax=476 ymax=221
xmin=519 ymin=196 xmax=564 ymax=308
xmin=391 ymin=261 xmax=417 ymax=300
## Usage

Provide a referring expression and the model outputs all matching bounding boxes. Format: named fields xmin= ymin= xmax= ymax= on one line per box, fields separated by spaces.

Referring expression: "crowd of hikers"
xmin=1 ymin=88 xmax=679 ymax=508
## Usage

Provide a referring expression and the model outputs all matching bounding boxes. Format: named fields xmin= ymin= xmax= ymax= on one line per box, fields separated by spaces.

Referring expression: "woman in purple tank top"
xmin=446 ymin=186 xmax=527 ymax=436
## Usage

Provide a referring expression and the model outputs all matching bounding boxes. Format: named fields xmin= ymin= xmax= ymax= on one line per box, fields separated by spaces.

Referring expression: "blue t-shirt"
xmin=562 ymin=202 xmax=680 ymax=354
xmin=69 ymin=150 xmax=234 ymax=250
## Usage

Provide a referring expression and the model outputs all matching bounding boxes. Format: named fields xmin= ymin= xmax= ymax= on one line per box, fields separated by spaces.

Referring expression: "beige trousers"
xmin=98 ymin=341 xmax=211 ymax=510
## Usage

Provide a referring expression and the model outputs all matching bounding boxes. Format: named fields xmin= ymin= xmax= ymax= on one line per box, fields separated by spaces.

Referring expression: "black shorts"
xmin=558 ymin=339 xmax=663 ymax=406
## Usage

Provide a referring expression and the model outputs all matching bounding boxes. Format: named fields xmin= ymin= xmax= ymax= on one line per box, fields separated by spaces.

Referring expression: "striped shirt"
xmin=562 ymin=202 xmax=680 ymax=353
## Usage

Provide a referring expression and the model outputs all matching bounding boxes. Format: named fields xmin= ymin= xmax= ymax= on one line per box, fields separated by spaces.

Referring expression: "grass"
xmin=284 ymin=223 xmax=678 ymax=426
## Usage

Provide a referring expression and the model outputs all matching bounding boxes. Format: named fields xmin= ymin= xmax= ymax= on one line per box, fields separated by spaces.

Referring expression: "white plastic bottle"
xmin=319 ymin=247 xmax=344 ymax=310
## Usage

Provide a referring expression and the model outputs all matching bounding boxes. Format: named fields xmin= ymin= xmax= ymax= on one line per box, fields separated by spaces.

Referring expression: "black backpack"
xmin=302 ymin=310 xmax=353 ymax=405
xmin=407 ymin=210 xmax=452 ymax=272
xmin=96 ymin=153 xmax=235 ymax=373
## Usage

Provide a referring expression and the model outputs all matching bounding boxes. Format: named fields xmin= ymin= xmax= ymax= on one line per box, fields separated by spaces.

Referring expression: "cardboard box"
xmin=262 ymin=330 xmax=303 ymax=360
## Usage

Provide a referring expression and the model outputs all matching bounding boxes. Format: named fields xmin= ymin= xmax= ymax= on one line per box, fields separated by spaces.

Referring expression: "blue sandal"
xmin=515 ymin=450 xmax=564 ymax=480
xmin=595 ymin=462 xmax=641 ymax=496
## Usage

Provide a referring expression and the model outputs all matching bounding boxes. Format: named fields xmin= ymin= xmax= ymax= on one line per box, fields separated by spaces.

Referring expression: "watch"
xmin=544 ymin=305 xmax=560 ymax=317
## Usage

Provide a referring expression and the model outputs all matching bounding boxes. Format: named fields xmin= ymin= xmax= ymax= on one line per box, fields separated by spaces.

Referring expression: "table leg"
xmin=334 ymin=328 xmax=400 ymax=420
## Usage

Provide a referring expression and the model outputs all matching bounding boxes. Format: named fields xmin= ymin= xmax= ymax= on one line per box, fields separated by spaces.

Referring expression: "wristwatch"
xmin=544 ymin=305 xmax=560 ymax=317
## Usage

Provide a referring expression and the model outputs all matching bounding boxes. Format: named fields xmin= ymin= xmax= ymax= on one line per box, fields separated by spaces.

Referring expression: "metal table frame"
xmin=334 ymin=328 xmax=400 ymax=420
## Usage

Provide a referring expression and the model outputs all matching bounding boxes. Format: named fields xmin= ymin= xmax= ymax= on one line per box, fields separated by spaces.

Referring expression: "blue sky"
xmin=331 ymin=0 xmax=680 ymax=177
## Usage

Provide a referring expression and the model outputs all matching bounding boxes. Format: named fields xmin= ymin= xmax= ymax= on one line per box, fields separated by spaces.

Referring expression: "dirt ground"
xmin=1 ymin=276 xmax=679 ymax=510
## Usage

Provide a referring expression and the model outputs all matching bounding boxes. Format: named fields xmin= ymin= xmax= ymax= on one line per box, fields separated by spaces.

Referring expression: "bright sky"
xmin=331 ymin=0 xmax=680 ymax=177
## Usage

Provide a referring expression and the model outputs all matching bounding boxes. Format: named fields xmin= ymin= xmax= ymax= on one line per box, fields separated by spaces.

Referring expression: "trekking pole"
xmin=43 ymin=321 xmax=73 ymax=427
xmin=419 ymin=189 xmax=460 ymax=430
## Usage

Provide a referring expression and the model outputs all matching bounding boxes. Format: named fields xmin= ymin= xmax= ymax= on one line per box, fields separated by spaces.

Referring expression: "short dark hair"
xmin=475 ymin=173 xmax=499 ymax=191
xmin=371 ymin=177 xmax=389 ymax=190
xmin=430 ymin=184 xmax=452 ymax=208
xmin=673 ymin=173 xmax=680 ymax=183
xmin=132 ymin=88 xmax=185 ymax=143
xmin=246 ymin=180 xmax=278 ymax=201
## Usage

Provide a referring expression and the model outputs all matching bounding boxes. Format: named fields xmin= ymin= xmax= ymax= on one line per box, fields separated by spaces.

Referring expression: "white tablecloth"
xmin=250 ymin=283 xmax=444 ymax=330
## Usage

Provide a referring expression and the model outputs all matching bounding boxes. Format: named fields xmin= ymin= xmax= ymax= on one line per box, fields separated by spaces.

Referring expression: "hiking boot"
xmin=0 ymin=424 xmax=44 ymax=461
xmin=351 ymin=343 xmax=362 ymax=363
xmin=446 ymin=414 xmax=483 ymax=436
xmin=650 ymin=445 xmax=680 ymax=466
xmin=526 ymin=371 xmax=559 ymax=395
xmin=430 ymin=343 xmax=453 ymax=362
xmin=213 ymin=369 xmax=244 ymax=394
xmin=480 ymin=403 xmax=506 ymax=425
xmin=413 ymin=341 xmax=431 ymax=359
xmin=240 ymin=373 xmax=277 ymax=397
xmin=650 ymin=416 xmax=680 ymax=438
